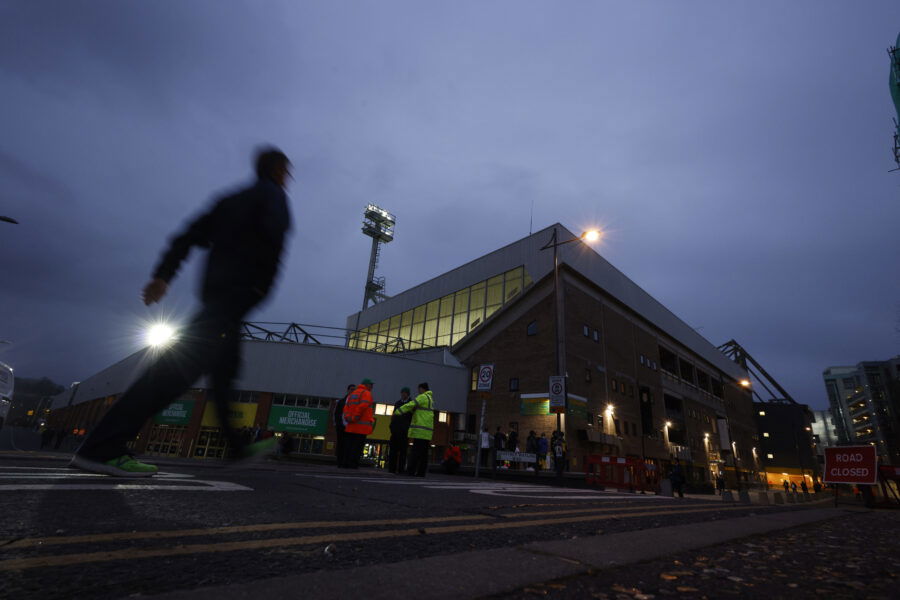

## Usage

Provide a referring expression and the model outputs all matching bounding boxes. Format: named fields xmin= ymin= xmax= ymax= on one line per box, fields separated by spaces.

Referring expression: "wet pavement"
xmin=493 ymin=509 xmax=900 ymax=600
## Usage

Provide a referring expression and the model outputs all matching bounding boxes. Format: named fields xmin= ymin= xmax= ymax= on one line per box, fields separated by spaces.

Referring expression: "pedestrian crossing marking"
xmin=0 ymin=467 xmax=249 ymax=492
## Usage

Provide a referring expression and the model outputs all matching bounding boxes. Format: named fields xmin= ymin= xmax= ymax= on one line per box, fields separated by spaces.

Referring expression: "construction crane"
xmin=717 ymin=339 xmax=796 ymax=404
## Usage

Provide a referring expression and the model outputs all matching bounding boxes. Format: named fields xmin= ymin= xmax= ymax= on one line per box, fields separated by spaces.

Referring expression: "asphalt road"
xmin=0 ymin=428 xmax=837 ymax=600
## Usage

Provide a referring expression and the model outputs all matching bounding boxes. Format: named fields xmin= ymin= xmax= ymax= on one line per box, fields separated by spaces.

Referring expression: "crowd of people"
xmin=478 ymin=425 xmax=569 ymax=473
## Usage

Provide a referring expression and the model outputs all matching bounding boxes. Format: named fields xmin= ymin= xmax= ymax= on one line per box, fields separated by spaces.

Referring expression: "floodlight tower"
xmin=360 ymin=204 xmax=396 ymax=311
xmin=889 ymin=33 xmax=900 ymax=170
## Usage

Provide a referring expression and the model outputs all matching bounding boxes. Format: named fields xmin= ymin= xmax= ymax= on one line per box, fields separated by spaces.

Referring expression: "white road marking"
xmin=294 ymin=473 xmax=664 ymax=500
xmin=0 ymin=467 xmax=249 ymax=492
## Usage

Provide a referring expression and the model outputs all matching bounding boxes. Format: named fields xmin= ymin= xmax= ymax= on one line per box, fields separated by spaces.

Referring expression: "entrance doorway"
xmin=194 ymin=426 xmax=228 ymax=459
xmin=145 ymin=424 xmax=187 ymax=457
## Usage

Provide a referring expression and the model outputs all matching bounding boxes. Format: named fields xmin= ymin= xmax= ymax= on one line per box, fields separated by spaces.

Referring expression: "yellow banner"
xmin=201 ymin=402 xmax=258 ymax=429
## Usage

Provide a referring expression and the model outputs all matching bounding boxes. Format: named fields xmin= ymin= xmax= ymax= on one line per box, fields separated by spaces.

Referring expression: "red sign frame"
xmin=823 ymin=446 xmax=878 ymax=485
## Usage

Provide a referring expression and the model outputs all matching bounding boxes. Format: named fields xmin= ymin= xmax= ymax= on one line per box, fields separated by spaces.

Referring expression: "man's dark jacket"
xmin=153 ymin=178 xmax=291 ymax=305
xmin=390 ymin=397 xmax=413 ymax=436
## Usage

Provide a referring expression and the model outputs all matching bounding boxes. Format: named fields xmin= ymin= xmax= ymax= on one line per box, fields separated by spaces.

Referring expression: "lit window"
xmin=526 ymin=321 xmax=537 ymax=336
xmin=767 ymin=453 xmax=774 ymax=459
xmin=593 ymin=329 xmax=599 ymax=343
xmin=438 ymin=412 xmax=448 ymax=423
xmin=375 ymin=404 xmax=389 ymax=416
xmin=758 ymin=410 xmax=766 ymax=416
xmin=763 ymin=432 xmax=770 ymax=438
xmin=583 ymin=325 xmax=590 ymax=337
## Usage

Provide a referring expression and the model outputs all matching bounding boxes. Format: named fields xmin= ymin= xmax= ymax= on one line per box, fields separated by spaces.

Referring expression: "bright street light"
xmin=146 ymin=323 xmax=176 ymax=347
xmin=739 ymin=379 xmax=752 ymax=388
xmin=582 ymin=229 xmax=601 ymax=243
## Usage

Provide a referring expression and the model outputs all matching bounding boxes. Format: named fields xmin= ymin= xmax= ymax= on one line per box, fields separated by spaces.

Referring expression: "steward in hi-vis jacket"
xmin=341 ymin=378 xmax=375 ymax=469
xmin=396 ymin=382 xmax=434 ymax=477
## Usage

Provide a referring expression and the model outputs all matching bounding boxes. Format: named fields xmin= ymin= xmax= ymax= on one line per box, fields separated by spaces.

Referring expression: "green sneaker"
xmin=70 ymin=454 xmax=159 ymax=478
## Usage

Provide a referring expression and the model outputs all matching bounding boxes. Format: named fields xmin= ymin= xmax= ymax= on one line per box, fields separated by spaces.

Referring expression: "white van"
xmin=0 ymin=361 xmax=12 ymax=430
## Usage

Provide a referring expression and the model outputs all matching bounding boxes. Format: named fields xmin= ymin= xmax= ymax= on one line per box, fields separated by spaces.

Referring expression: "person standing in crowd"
xmin=396 ymin=382 xmax=434 ymax=477
xmin=342 ymin=379 xmax=375 ymax=469
xmin=716 ymin=473 xmax=726 ymax=495
xmin=800 ymin=479 xmax=809 ymax=497
xmin=334 ymin=384 xmax=355 ymax=468
xmin=782 ymin=479 xmax=790 ymax=494
xmin=479 ymin=426 xmax=491 ymax=468
xmin=552 ymin=432 xmax=565 ymax=477
xmin=494 ymin=426 xmax=506 ymax=467
xmin=670 ymin=458 xmax=685 ymax=498
xmin=388 ymin=387 xmax=413 ymax=474
xmin=442 ymin=442 xmax=461 ymax=474
xmin=790 ymin=481 xmax=798 ymax=495
xmin=71 ymin=148 xmax=293 ymax=477
xmin=813 ymin=479 xmax=822 ymax=494
xmin=537 ymin=432 xmax=548 ymax=470
xmin=525 ymin=430 xmax=537 ymax=471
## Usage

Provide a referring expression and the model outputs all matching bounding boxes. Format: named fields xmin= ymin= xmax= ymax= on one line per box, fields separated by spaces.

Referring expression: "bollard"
xmin=773 ymin=491 xmax=784 ymax=504
xmin=738 ymin=489 xmax=751 ymax=505
xmin=721 ymin=490 xmax=734 ymax=502
xmin=757 ymin=491 xmax=770 ymax=505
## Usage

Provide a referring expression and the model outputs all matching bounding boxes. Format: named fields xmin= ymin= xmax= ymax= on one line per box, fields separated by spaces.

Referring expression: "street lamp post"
xmin=540 ymin=226 xmax=600 ymax=481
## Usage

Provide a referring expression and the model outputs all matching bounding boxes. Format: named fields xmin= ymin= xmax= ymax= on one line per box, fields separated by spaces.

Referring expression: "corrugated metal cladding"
xmin=348 ymin=223 xmax=746 ymax=381
xmin=51 ymin=342 xmax=469 ymax=413
xmin=237 ymin=342 xmax=468 ymax=411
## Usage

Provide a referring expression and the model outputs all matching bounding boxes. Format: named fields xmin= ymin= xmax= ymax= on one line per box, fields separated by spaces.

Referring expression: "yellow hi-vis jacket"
xmin=395 ymin=391 xmax=434 ymax=441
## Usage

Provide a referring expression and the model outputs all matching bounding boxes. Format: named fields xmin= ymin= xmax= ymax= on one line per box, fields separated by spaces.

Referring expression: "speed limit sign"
xmin=477 ymin=364 xmax=494 ymax=391
xmin=549 ymin=375 xmax=566 ymax=412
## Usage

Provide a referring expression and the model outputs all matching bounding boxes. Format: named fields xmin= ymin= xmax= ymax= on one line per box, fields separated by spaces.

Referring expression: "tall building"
xmin=347 ymin=224 xmax=759 ymax=487
xmin=823 ymin=358 xmax=900 ymax=465
xmin=753 ymin=400 xmax=819 ymax=487
xmin=810 ymin=408 xmax=839 ymax=464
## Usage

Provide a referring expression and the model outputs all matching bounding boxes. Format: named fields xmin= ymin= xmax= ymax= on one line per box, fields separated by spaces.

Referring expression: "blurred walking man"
xmin=71 ymin=148 xmax=293 ymax=476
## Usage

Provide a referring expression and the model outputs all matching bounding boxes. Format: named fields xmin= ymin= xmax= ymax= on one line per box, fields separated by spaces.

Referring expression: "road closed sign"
xmin=824 ymin=445 xmax=878 ymax=485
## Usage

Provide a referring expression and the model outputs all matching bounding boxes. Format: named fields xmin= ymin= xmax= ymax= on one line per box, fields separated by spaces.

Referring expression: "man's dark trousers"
xmin=334 ymin=425 xmax=347 ymax=467
xmin=406 ymin=438 xmax=429 ymax=477
xmin=78 ymin=294 xmax=256 ymax=461
xmin=388 ymin=433 xmax=408 ymax=473
xmin=343 ymin=433 xmax=366 ymax=469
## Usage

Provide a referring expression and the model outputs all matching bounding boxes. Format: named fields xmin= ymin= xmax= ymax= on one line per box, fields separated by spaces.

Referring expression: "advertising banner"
xmin=201 ymin=402 xmax=258 ymax=429
xmin=153 ymin=398 xmax=195 ymax=425
xmin=267 ymin=405 xmax=329 ymax=435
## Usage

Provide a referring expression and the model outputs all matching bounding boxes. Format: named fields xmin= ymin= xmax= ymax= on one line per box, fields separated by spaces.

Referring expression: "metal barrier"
xmin=584 ymin=455 xmax=658 ymax=493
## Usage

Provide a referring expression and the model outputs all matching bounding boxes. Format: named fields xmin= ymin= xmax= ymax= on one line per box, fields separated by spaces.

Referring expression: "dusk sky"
xmin=1 ymin=2 xmax=898 ymax=410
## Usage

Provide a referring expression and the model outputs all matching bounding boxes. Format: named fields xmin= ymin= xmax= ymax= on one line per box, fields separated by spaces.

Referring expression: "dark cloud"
xmin=1 ymin=2 xmax=899 ymax=409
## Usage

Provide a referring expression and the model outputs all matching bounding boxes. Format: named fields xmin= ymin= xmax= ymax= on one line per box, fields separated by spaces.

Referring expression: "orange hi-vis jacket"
xmin=343 ymin=384 xmax=375 ymax=435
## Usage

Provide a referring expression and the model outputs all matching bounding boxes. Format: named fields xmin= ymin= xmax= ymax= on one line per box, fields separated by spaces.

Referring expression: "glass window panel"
xmin=524 ymin=270 xmax=533 ymax=288
xmin=410 ymin=322 xmax=424 ymax=344
xmin=438 ymin=316 xmax=452 ymax=337
xmin=470 ymin=286 xmax=485 ymax=310
xmin=487 ymin=274 xmax=503 ymax=287
xmin=439 ymin=294 xmax=454 ymax=317
xmin=505 ymin=284 xmax=520 ymax=301
xmin=451 ymin=332 xmax=465 ymax=345
xmin=486 ymin=283 xmax=503 ymax=306
xmin=388 ymin=325 xmax=400 ymax=340
xmin=485 ymin=304 xmax=500 ymax=319
xmin=504 ymin=267 xmax=523 ymax=284
xmin=454 ymin=289 xmax=470 ymax=313
xmin=452 ymin=312 xmax=468 ymax=333
xmin=399 ymin=325 xmax=411 ymax=344
xmin=424 ymin=319 xmax=437 ymax=340
xmin=389 ymin=314 xmax=401 ymax=330
xmin=426 ymin=300 xmax=440 ymax=320
xmin=401 ymin=310 xmax=413 ymax=327
xmin=413 ymin=305 xmax=426 ymax=323
xmin=437 ymin=333 xmax=451 ymax=346
xmin=468 ymin=307 xmax=484 ymax=330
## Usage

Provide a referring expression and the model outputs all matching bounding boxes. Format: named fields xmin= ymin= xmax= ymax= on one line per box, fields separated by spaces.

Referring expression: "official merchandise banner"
xmin=202 ymin=402 xmax=259 ymax=429
xmin=267 ymin=405 xmax=328 ymax=435
xmin=153 ymin=399 xmax=195 ymax=425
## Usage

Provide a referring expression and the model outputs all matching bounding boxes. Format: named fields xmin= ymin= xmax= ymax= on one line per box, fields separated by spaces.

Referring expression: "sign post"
xmin=474 ymin=364 xmax=494 ymax=479
xmin=824 ymin=445 xmax=878 ymax=507
xmin=548 ymin=376 xmax=566 ymax=413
